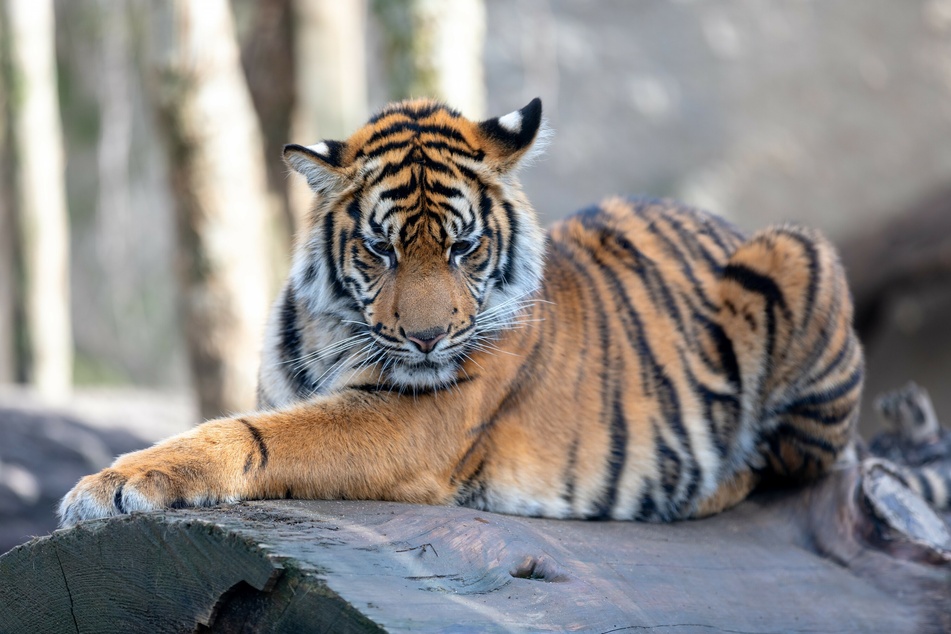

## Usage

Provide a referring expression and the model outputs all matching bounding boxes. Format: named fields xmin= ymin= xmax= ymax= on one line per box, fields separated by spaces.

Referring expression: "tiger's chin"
xmin=385 ymin=358 xmax=463 ymax=392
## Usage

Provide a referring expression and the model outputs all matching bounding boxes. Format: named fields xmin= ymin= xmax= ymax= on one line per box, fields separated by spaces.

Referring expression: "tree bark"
xmin=2 ymin=479 xmax=949 ymax=633
xmin=371 ymin=0 xmax=486 ymax=119
xmin=287 ymin=0 xmax=369 ymax=229
xmin=1 ymin=0 xmax=73 ymax=396
xmin=143 ymin=0 xmax=273 ymax=420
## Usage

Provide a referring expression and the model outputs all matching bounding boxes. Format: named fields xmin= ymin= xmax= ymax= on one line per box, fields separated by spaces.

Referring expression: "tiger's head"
xmin=283 ymin=99 xmax=549 ymax=390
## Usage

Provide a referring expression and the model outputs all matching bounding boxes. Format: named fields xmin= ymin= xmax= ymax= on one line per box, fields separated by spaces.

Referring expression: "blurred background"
xmin=2 ymin=0 xmax=951 ymax=551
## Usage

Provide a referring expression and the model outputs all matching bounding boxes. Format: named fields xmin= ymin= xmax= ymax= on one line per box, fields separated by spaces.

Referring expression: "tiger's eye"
xmin=365 ymin=238 xmax=395 ymax=265
xmin=450 ymin=238 xmax=479 ymax=259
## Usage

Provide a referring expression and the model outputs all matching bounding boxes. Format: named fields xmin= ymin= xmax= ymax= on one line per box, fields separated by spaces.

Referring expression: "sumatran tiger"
xmin=62 ymin=97 xmax=887 ymax=527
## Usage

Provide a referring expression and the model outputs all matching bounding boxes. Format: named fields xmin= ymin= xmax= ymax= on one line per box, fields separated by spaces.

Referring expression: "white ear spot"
xmin=498 ymin=110 xmax=522 ymax=133
xmin=307 ymin=142 xmax=330 ymax=156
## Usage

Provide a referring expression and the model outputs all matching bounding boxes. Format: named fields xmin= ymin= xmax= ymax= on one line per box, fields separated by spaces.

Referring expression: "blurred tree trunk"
xmin=235 ymin=0 xmax=295 ymax=277
xmin=0 ymin=8 xmax=15 ymax=384
xmin=287 ymin=0 xmax=368 ymax=228
xmin=94 ymin=0 xmax=145 ymax=370
xmin=143 ymin=0 xmax=273 ymax=420
xmin=0 ymin=0 xmax=73 ymax=397
xmin=372 ymin=0 xmax=486 ymax=119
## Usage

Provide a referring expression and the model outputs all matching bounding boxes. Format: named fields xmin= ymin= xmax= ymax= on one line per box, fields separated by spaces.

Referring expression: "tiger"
xmin=60 ymin=97 xmax=871 ymax=527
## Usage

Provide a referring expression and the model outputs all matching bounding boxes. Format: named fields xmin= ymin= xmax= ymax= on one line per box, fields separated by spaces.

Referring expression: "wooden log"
xmin=2 ymin=466 xmax=950 ymax=633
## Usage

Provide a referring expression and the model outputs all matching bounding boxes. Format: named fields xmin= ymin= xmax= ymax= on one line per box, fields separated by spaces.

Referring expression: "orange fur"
xmin=60 ymin=99 xmax=863 ymax=526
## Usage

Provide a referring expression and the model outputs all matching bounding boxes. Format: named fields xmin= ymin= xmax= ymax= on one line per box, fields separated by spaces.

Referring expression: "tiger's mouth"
xmin=384 ymin=351 xmax=465 ymax=390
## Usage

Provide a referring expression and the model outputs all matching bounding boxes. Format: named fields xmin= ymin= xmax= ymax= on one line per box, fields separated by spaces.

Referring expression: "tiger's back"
xmin=450 ymin=197 xmax=861 ymax=521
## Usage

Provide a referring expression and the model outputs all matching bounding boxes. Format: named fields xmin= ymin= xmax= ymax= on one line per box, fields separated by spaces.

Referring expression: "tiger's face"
xmin=284 ymin=99 xmax=548 ymax=390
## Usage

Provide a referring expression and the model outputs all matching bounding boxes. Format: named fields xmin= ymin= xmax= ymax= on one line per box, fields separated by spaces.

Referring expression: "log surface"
xmin=2 ymin=479 xmax=949 ymax=633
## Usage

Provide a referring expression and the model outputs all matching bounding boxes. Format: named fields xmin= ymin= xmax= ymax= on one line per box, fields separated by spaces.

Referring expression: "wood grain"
xmin=2 ymin=468 xmax=949 ymax=633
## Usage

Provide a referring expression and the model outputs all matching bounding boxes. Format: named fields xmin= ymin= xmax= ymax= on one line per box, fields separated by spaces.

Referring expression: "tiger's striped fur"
xmin=60 ymin=98 xmax=868 ymax=526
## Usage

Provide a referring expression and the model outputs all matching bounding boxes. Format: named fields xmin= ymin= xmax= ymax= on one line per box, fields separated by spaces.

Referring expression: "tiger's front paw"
xmin=58 ymin=459 xmax=229 ymax=528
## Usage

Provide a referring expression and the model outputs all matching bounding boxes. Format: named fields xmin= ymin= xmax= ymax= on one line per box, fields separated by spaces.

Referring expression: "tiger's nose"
xmin=405 ymin=328 xmax=448 ymax=353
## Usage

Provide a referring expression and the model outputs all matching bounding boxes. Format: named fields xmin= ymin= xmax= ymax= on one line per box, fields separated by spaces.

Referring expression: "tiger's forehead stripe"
xmin=353 ymin=103 xmax=484 ymax=162
xmin=350 ymin=108 xmax=488 ymax=248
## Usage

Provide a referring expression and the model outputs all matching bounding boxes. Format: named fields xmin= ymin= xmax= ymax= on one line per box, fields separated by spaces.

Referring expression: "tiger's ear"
xmin=477 ymin=97 xmax=549 ymax=172
xmin=283 ymin=140 xmax=350 ymax=193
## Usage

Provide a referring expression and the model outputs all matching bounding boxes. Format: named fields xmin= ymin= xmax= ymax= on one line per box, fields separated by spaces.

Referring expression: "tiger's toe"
xmin=58 ymin=469 xmax=135 ymax=528
xmin=58 ymin=467 xmax=211 ymax=528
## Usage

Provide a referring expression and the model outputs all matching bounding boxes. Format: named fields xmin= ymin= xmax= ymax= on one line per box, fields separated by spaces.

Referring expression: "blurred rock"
xmin=0 ymin=388 xmax=194 ymax=554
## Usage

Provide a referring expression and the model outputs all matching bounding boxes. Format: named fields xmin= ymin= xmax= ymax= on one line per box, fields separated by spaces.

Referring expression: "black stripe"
xmin=360 ymin=139 xmax=412 ymax=160
xmin=658 ymin=212 xmax=725 ymax=275
xmin=345 ymin=197 xmax=363 ymax=222
xmin=723 ymin=263 xmax=789 ymax=363
xmin=426 ymin=180 xmax=464 ymax=199
xmin=788 ymin=294 xmax=843 ymax=389
xmin=722 ymin=264 xmax=789 ymax=314
xmin=773 ymin=422 xmax=840 ymax=455
xmin=806 ymin=333 xmax=855 ymax=389
xmin=362 ymin=121 xmax=472 ymax=150
xmin=550 ymin=241 xmax=616 ymax=512
xmin=366 ymin=101 xmax=449 ymax=125
xmin=706 ymin=319 xmax=741 ymax=390
xmin=367 ymin=157 xmax=410 ymax=189
xmin=655 ymin=422 xmax=683 ymax=501
xmin=787 ymin=403 xmax=854 ymax=428
xmin=454 ymin=458 xmax=487 ymax=508
xmin=239 ymin=418 xmax=269 ymax=471
xmin=415 ymin=139 xmax=483 ymax=160
xmin=114 ymin=486 xmax=126 ymax=513
xmin=682 ymin=360 xmax=736 ymax=458
xmin=643 ymin=216 xmax=721 ymax=313
xmin=781 ymin=230 xmax=820 ymax=329
xmin=557 ymin=235 xmax=697 ymax=519
xmin=378 ymin=170 xmax=419 ymax=202
xmin=478 ymin=190 xmax=493 ymax=225
xmin=579 ymin=209 xmax=689 ymax=333
xmin=321 ymin=211 xmax=351 ymax=303
xmin=497 ymin=201 xmax=519 ymax=285
xmin=695 ymin=212 xmax=745 ymax=256
xmin=765 ymin=433 xmax=792 ymax=475
xmin=301 ymin=262 xmax=317 ymax=286
xmin=587 ymin=244 xmax=695 ymax=462
xmin=437 ymin=200 xmax=468 ymax=223
xmin=635 ymin=484 xmax=658 ymax=521
xmin=592 ymin=382 xmax=629 ymax=518
xmin=378 ymin=202 xmax=410 ymax=225
xmin=279 ymin=287 xmax=311 ymax=397
xmin=562 ymin=434 xmax=579 ymax=507
xmin=783 ymin=365 xmax=863 ymax=411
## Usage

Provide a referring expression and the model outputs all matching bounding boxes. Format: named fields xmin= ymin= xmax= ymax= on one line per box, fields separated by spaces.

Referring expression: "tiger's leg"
xmin=719 ymin=224 xmax=864 ymax=484
xmin=58 ymin=386 xmax=485 ymax=527
xmin=692 ymin=469 xmax=760 ymax=518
